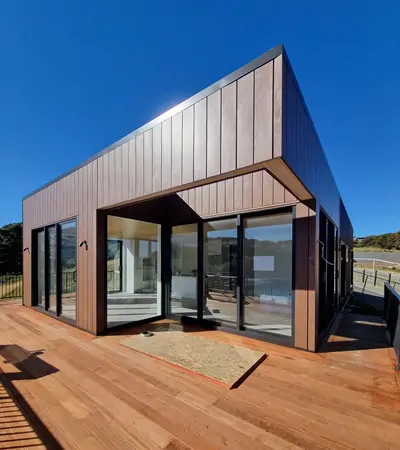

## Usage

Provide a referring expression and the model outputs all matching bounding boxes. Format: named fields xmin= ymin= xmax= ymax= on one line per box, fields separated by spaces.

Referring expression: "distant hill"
xmin=354 ymin=231 xmax=400 ymax=251
xmin=0 ymin=222 xmax=22 ymax=275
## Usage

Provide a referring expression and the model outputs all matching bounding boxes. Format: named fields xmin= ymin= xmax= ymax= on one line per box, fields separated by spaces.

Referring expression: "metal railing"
xmin=353 ymin=268 xmax=400 ymax=292
xmin=0 ymin=274 xmax=23 ymax=299
xmin=384 ymin=283 xmax=400 ymax=368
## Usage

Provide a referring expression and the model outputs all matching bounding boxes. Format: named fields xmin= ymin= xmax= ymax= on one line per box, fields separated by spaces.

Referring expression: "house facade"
xmin=22 ymin=45 xmax=353 ymax=351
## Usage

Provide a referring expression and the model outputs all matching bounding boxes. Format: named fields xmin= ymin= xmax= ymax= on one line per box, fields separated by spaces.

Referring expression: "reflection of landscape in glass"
xmin=244 ymin=214 xmax=293 ymax=337
xmin=107 ymin=240 xmax=122 ymax=292
xmin=48 ymin=226 xmax=57 ymax=312
xmin=170 ymin=224 xmax=198 ymax=317
xmin=37 ymin=230 xmax=45 ymax=307
xmin=203 ymin=219 xmax=237 ymax=326
xmin=60 ymin=221 xmax=77 ymax=321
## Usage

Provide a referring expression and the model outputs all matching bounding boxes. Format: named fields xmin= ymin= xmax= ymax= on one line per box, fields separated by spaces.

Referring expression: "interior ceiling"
xmin=107 ymin=216 xmax=159 ymax=240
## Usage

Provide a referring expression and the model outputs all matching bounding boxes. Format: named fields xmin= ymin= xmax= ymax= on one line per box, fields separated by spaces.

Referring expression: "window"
xmin=33 ymin=218 xmax=77 ymax=323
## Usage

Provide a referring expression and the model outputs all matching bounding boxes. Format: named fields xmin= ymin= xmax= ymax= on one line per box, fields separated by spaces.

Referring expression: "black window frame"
xmin=31 ymin=217 xmax=78 ymax=326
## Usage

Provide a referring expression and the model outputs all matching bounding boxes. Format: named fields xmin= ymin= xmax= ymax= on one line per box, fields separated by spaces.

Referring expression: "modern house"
xmin=22 ymin=45 xmax=353 ymax=352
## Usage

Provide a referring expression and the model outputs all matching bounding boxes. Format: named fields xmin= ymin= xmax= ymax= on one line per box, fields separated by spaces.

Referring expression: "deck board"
xmin=0 ymin=304 xmax=399 ymax=449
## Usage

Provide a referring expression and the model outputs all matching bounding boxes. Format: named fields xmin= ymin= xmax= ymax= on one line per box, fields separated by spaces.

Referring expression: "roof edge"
xmin=23 ymin=44 xmax=284 ymax=201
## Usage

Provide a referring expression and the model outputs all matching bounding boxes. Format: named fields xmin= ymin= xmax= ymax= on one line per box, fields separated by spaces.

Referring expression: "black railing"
xmin=0 ymin=274 xmax=23 ymax=299
xmin=384 ymin=282 xmax=400 ymax=368
xmin=61 ymin=271 xmax=76 ymax=294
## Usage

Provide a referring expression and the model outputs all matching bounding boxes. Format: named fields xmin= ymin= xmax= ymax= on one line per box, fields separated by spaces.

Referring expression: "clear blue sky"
xmin=1 ymin=1 xmax=399 ymax=236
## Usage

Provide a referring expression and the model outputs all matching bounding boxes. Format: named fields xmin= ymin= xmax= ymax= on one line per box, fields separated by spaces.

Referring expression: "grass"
xmin=354 ymin=246 xmax=400 ymax=253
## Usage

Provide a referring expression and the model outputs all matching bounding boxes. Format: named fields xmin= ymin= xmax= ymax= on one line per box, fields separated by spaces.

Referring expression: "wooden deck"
xmin=0 ymin=303 xmax=399 ymax=449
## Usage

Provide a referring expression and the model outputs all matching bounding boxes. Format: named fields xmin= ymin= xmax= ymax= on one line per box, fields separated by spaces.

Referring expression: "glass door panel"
xmin=243 ymin=213 xmax=293 ymax=337
xmin=47 ymin=226 xmax=57 ymax=313
xmin=170 ymin=224 xmax=198 ymax=317
xmin=203 ymin=218 xmax=237 ymax=326
xmin=37 ymin=230 xmax=45 ymax=307
xmin=107 ymin=239 xmax=122 ymax=292
xmin=60 ymin=220 xmax=77 ymax=321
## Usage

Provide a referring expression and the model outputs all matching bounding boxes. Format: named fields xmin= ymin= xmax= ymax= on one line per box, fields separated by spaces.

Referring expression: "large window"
xmin=243 ymin=213 xmax=293 ymax=337
xmin=106 ymin=215 xmax=162 ymax=328
xmin=60 ymin=220 xmax=77 ymax=321
xmin=203 ymin=218 xmax=238 ymax=326
xmin=33 ymin=218 xmax=77 ymax=323
xmin=170 ymin=224 xmax=198 ymax=317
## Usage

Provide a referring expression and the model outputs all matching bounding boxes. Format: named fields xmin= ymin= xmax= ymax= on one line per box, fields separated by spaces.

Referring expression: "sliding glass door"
xmin=60 ymin=220 xmax=77 ymax=321
xmin=36 ymin=230 xmax=46 ymax=307
xmin=243 ymin=213 xmax=293 ymax=338
xmin=203 ymin=218 xmax=238 ymax=326
xmin=166 ymin=210 xmax=294 ymax=343
xmin=33 ymin=218 xmax=77 ymax=323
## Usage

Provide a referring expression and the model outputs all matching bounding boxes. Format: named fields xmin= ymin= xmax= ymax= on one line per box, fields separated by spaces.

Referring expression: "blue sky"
xmin=1 ymin=1 xmax=399 ymax=236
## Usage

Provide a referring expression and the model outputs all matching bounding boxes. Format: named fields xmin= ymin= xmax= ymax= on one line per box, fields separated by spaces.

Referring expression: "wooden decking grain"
xmin=0 ymin=303 xmax=399 ymax=449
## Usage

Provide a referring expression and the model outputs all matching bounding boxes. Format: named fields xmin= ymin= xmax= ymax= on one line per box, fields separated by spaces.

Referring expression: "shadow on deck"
xmin=321 ymin=291 xmax=390 ymax=353
xmin=0 ymin=345 xmax=62 ymax=449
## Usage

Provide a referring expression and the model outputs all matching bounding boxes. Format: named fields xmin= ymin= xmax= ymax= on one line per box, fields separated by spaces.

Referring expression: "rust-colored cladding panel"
xmin=135 ymin=134 xmax=144 ymax=197
xmin=182 ymin=106 xmax=194 ymax=184
xmin=128 ymin=139 xmax=136 ymax=199
xmin=206 ymin=90 xmax=221 ymax=177
xmin=143 ymin=129 xmax=153 ymax=195
xmin=217 ymin=180 xmax=226 ymax=214
xmin=152 ymin=124 xmax=162 ymax=193
xmin=161 ymin=119 xmax=172 ymax=190
xmin=254 ymin=62 xmax=273 ymax=162
xmin=237 ymin=72 xmax=254 ymax=168
xmin=194 ymin=98 xmax=207 ymax=181
xmin=221 ymin=82 xmax=237 ymax=173
xmin=121 ymin=142 xmax=129 ymax=202
xmin=171 ymin=112 xmax=183 ymax=187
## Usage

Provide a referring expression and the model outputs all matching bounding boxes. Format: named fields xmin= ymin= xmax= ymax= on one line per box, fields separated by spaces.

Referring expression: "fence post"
xmin=363 ymin=269 xmax=365 ymax=283
xmin=389 ymin=273 xmax=392 ymax=285
xmin=374 ymin=270 xmax=377 ymax=286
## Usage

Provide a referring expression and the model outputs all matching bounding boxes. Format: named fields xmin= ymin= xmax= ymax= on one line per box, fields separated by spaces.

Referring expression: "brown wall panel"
xmin=115 ymin=145 xmax=123 ymax=204
xmin=237 ymin=72 xmax=254 ymax=168
xmin=273 ymin=179 xmax=285 ymax=204
xmin=161 ymin=119 xmax=172 ymax=190
xmin=234 ymin=176 xmax=243 ymax=211
xmin=135 ymin=134 xmax=144 ymax=197
xmin=194 ymin=98 xmax=207 ymax=181
xmin=225 ymin=178 xmax=234 ymax=212
xmin=206 ymin=90 xmax=221 ymax=177
xmin=252 ymin=171 xmax=263 ymax=208
xmin=294 ymin=203 xmax=309 ymax=350
xmin=178 ymin=170 xmax=296 ymax=219
xmin=221 ymin=82 xmax=237 ymax=173
xmin=182 ymin=106 xmax=194 ymax=184
xmin=121 ymin=142 xmax=129 ymax=202
xmin=209 ymin=182 xmax=217 ymax=215
xmin=202 ymin=184 xmax=210 ymax=217
xmin=152 ymin=124 xmax=162 ymax=193
xmin=273 ymin=55 xmax=284 ymax=158
xmin=243 ymin=174 xmax=253 ymax=210
xmin=171 ymin=112 xmax=183 ymax=187
xmin=128 ymin=139 xmax=136 ymax=200
xmin=254 ymin=61 xmax=273 ymax=162
xmin=217 ymin=180 xmax=226 ymax=214
xmin=143 ymin=130 xmax=153 ymax=195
